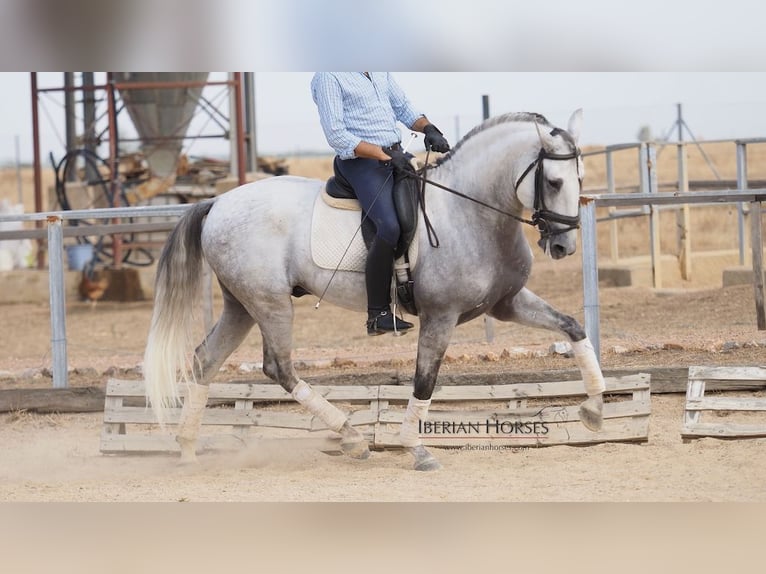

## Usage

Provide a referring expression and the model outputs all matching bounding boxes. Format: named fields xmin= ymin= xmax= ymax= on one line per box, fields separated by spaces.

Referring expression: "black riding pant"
xmin=334 ymin=156 xmax=400 ymax=312
xmin=334 ymin=157 xmax=400 ymax=248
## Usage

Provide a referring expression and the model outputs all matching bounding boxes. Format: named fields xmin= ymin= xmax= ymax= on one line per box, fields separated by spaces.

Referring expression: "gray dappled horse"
xmin=143 ymin=109 xmax=605 ymax=471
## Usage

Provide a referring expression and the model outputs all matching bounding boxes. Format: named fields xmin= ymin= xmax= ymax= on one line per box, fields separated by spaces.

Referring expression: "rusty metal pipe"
xmin=31 ymin=73 xmax=45 ymax=268
xmin=233 ymin=72 xmax=246 ymax=185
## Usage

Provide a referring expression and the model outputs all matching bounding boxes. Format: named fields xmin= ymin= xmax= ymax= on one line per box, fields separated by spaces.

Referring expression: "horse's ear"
xmin=567 ymin=108 xmax=583 ymax=144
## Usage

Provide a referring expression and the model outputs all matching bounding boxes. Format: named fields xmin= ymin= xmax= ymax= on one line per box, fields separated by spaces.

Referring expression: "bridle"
xmin=513 ymin=147 xmax=582 ymax=239
xmin=410 ymin=144 xmax=582 ymax=247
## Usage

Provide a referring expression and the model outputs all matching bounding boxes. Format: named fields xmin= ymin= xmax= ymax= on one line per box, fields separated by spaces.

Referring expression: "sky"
xmin=1 ymin=1 xmax=766 ymax=164
xmin=2 ymin=72 xmax=766 ymax=167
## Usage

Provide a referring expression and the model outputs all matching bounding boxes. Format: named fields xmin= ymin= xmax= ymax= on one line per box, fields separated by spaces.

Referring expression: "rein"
xmin=409 ymin=160 xmax=532 ymax=248
xmin=409 ymin=147 xmax=582 ymax=247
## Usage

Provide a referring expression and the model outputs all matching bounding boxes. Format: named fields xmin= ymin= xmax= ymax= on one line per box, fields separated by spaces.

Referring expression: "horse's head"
xmin=514 ymin=109 xmax=584 ymax=260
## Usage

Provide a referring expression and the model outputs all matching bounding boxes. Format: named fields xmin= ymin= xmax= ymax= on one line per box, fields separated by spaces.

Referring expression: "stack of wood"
xmin=118 ymin=153 xmax=151 ymax=185
xmin=257 ymin=156 xmax=289 ymax=176
xmin=86 ymin=153 xmax=292 ymax=204
xmin=176 ymin=155 xmax=230 ymax=185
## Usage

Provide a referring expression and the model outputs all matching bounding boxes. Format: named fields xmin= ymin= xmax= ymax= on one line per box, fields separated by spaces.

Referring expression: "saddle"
xmin=325 ymin=160 xmax=418 ymax=260
xmin=319 ymin=160 xmax=419 ymax=314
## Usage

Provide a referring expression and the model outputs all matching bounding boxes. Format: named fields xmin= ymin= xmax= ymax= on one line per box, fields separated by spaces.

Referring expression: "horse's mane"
xmin=435 ymin=112 xmax=554 ymax=166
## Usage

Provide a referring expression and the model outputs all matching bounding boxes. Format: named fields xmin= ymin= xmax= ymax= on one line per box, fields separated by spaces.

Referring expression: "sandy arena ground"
xmin=2 ymin=393 xmax=765 ymax=502
xmin=1 ymin=254 xmax=765 ymax=502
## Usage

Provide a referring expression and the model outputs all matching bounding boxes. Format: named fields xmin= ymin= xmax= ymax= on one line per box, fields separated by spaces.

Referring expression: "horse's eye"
xmin=548 ymin=178 xmax=563 ymax=191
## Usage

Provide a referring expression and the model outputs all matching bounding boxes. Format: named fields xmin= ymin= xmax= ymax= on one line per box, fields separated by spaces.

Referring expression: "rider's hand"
xmin=423 ymin=124 xmax=450 ymax=153
xmin=382 ymin=147 xmax=416 ymax=172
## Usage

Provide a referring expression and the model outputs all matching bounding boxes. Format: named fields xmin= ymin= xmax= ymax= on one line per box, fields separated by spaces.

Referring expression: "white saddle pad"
xmin=310 ymin=189 xmax=418 ymax=273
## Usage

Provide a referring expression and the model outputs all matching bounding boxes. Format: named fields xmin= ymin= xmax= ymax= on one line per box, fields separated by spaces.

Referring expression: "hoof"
xmin=414 ymin=457 xmax=442 ymax=472
xmin=579 ymin=396 xmax=604 ymax=432
xmin=178 ymin=452 xmax=199 ymax=465
xmin=339 ymin=422 xmax=370 ymax=459
xmin=408 ymin=445 xmax=441 ymax=471
xmin=177 ymin=438 xmax=199 ymax=464
xmin=341 ymin=440 xmax=371 ymax=460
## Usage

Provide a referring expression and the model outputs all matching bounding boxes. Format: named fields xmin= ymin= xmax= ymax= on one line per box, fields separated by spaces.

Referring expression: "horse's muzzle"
xmin=538 ymin=235 xmax=576 ymax=260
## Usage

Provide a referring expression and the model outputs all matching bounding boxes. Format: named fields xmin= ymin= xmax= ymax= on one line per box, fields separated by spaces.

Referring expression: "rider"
xmin=311 ymin=72 xmax=450 ymax=335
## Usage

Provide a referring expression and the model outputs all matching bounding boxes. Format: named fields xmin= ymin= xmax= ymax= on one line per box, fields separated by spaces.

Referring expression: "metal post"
xmin=751 ymin=200 xmax=765 ymax=330
xmin=106 ymin=73 xmax=124 ymax=269
xmin=82 ymin=72 xmax=99 ymax=183
xmin=233 ymin=72 xmax=247 ymax=185
xmin=639 ymin=143 xmax=649 ymax=195
xmin=581 ymin=198 xmax=601 ymax=362
xmin=646 ymin=143 xmax=662 ymax=288
xmin=47 ymin=216 xmax=69 ymax=388
xmin=482 ymin=95 xmax=490 ymax=120
xmin=14 ymin=135 xmax=22 ymax=205
xmin=482 ymin=94 xmax=495 ymax=343
xmin=606 ymin=150 xmax=618 ymax=261
xmin=243 ymin=72 xmax=257 ymax=173
xmin=228 ymin=74 xmax=238 ymax=180
xmin=64 ymin=72 xmax=76 ymax=182
xmin=31 ymin=73 xmax=44 ymax=269
xmin=677 ymin=142 xmax=691 ymax=280
xmin=736 ymin=142 xmax=749 ymax=266
xmin=677 ymin=103 xmax=684 ymax=142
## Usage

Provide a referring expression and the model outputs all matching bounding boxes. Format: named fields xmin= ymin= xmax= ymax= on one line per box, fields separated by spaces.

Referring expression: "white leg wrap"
xmin=572 ymin=338 xmax=606 ymax=396
xmin=399 ymin=395 xmax=432 ymax=448
xmin=292 ymin=380 xmax=347 ymax=432
xmin=177 ymin=384 xmax=209 ymax=441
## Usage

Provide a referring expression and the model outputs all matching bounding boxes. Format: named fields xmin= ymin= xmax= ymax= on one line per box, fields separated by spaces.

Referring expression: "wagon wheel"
xmin=52 ymin=149 xmax=155 ymax=270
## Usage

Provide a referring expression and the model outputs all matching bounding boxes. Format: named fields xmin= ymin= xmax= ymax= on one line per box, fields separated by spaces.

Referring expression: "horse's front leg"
xmin=400 ymin=314 xmax=458 ymax=471
xmin=489 ymin=287 xmax=604 ymax=431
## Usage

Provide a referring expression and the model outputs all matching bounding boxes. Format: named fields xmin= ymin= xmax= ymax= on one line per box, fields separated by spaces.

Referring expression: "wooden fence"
xmin=682 ymin=366 xmax=766 ymax=441
xmin=100 ymin=374 xmax=651 ymax=455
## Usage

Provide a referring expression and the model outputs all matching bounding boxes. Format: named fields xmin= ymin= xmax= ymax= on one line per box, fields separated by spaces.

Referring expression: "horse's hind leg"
xmin=489 ymin=287 xmax=605 ymax=431
xmin=177 ymin=288 xmax=255 ymax=463
xmin=255 ymin=294 xmax=370 ymax=460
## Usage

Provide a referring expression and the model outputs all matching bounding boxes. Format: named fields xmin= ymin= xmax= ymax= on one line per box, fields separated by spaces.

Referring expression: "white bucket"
xmin=66 ymin=244 xmax=95 ymax=271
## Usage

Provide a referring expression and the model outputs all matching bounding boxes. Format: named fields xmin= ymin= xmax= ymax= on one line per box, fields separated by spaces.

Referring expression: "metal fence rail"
xmin=582 ymin=138 xmax=766 ymax=276
xmin=581 ymin=189 xmax=766 ymax=361
xmin=0 ymin=204 xmax=194 ymax=388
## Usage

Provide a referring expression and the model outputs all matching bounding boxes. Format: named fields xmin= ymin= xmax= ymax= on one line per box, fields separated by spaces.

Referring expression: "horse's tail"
xmin=143 ymin=199 xmax=216 ymax=425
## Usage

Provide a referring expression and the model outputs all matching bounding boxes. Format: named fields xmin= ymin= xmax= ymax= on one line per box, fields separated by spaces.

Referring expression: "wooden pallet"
xmin=100 ymin=374 xmax=651 ymax=455
xmin=682 ymin=366 xmax=766 ymax=441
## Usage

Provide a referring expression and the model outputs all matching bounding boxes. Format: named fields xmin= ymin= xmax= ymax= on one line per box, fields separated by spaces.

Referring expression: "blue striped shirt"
xmin=311 ymin=72 xmax=423 ymax=160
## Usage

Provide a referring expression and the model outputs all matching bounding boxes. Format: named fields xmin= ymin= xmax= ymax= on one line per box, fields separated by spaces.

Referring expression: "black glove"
xmin=382 ymin=147 xmax=415 ymax=172
xmin=423 ymin=124 xmax=450 ymax=153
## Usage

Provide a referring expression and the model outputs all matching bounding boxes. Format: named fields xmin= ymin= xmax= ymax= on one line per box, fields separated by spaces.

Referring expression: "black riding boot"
xmin=365 ymin=238 xmax=414 ymax=336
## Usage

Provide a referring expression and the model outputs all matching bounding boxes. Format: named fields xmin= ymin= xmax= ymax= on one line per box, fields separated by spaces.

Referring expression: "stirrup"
xmin=366 ymin=310 xmax=414 ymax=336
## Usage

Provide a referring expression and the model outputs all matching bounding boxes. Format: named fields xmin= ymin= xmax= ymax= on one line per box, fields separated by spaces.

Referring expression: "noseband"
xmin=514 ymin=147 xmax=582 ymax=239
